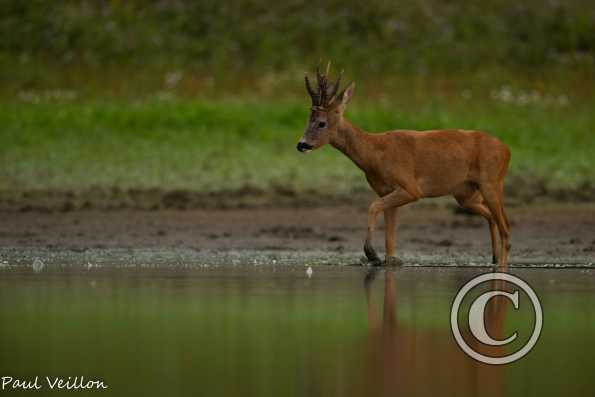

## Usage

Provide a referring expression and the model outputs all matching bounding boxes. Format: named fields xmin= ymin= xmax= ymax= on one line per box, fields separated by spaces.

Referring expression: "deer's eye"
xmin=318 ymin=121 xmax=327 ymax=128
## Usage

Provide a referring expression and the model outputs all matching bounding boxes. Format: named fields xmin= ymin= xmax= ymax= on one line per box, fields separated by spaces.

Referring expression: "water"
xmin=0 ymin=265 xmax=594 ymax=396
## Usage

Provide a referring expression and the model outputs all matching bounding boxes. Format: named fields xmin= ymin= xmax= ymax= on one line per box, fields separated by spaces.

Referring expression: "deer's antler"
xmin=304 ymin=74 xmax=318 ymax=104
xmin=327 ymin=69 xmax=343 ymax=104
xmin=305 ymin=62 xmax=343 ymax=108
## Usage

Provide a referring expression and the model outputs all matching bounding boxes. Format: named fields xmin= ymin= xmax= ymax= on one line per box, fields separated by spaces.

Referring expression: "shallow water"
xmin=0 ymin=265 xmax=594 ymax=396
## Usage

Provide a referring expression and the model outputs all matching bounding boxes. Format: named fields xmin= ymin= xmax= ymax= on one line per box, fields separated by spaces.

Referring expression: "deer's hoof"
xmin=491 ymin=264 xmax=508 ymax=273
xmin=384 ymin=256 xmax=403 ymax=267
xmin=364 ymin=242 xmax=380 ymax=263
xmin=360 ymin=256 xmax=382 ymax=267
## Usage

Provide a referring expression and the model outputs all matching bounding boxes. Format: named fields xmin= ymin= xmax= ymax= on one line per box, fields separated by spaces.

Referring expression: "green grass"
xmin=1 ymin=93 xmax=593 ymax=197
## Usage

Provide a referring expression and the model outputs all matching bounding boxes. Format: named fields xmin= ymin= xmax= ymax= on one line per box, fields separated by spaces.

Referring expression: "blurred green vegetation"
xmin=0 ymin=1 xmax=593 ymax=201
xmin=1 ymin=0 xmax=594 ymax=96
xmin=1 ymin=96 xmax=593 ymax=198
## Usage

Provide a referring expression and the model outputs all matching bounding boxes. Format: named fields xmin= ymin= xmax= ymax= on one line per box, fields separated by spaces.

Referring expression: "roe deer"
xmin=297 ymin=65 xmax=511 ymax=269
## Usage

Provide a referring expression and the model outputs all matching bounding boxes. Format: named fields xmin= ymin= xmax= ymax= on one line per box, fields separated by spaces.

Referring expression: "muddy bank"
xmin=1 ymin=204 xmax=593 ymax=266
xmin=1 ymin=175 xmax=594 ymax=212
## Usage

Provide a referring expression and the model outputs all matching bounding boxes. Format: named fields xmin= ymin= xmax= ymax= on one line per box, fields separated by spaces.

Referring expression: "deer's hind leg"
xmin=479 ymin=184 xmax=510 ymax=270
xmin=454 ymin=184 xmax=499 ymax=265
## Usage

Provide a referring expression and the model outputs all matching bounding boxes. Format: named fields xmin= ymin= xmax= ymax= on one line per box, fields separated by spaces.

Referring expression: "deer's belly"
xmin=417 ymin=172 xmax=470 ymax=197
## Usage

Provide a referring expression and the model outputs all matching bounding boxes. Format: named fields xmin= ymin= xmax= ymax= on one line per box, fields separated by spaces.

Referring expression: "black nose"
xmin=297 ymin=142 xmax=313 ymax=152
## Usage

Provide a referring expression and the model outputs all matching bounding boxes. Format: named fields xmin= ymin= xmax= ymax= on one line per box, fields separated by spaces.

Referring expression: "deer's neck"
xmin=330 ymin=119 xmax=372 ymax=171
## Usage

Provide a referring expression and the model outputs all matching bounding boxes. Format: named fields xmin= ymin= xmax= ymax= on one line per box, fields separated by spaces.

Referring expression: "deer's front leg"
xmin=364 ymin=187 xmax=418 ymax=265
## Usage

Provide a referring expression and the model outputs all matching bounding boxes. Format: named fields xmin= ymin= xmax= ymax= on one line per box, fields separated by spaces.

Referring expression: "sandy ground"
xmin=0 ymin=203 xmax=593 ymax=267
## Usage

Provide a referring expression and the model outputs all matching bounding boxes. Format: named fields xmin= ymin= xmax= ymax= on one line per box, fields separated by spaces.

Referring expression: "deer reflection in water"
xmin=362 ymin=269 xmax=510 ymax=397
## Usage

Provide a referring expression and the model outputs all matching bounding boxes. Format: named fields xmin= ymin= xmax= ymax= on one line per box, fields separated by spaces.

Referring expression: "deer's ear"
xmin=340 ymin=82 xmax=355 ymax=106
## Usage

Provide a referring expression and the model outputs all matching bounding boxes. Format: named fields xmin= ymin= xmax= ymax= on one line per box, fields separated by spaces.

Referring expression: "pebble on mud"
xmin=32 ymin=258 xmax=45 ymax=273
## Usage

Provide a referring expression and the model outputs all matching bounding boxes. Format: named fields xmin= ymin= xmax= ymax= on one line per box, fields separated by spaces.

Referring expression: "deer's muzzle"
xmin=296 ymin=141 xmax=313 ymax=152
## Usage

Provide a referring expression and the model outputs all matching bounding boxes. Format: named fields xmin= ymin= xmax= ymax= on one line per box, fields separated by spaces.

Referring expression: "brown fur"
xmin=298 ymin=69 xmax=511 ymax=269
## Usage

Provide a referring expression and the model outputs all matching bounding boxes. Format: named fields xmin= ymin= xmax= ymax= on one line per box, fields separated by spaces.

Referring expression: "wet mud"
xmin=1 ymin=203 xmax=593 ymax=267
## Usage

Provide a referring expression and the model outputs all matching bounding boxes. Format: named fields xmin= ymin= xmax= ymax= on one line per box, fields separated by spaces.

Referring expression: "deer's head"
xmin=297 ymin=63 xmax=355 ymax=153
